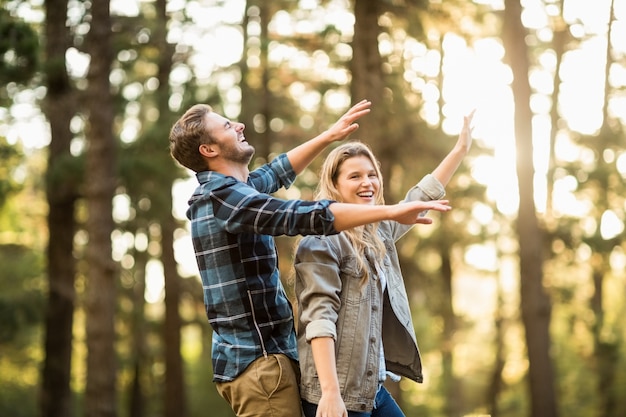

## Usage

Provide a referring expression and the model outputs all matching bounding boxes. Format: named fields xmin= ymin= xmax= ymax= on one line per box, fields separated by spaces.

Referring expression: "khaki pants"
xmin=216 ymin=354 xmax=303 ymax=417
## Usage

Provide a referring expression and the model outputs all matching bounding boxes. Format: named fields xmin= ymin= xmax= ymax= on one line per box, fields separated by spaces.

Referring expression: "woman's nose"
xmin=237 ymin=122 xmax=245 ymax=131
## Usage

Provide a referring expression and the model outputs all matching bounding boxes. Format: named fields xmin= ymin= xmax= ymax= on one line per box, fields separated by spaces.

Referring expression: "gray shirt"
xmin=295 ymin=174 xmax=445 ymax=413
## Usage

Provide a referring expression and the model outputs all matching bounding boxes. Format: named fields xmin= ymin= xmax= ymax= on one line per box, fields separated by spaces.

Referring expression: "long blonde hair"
xmin=316 ymin=141 xmax=387 ymax=278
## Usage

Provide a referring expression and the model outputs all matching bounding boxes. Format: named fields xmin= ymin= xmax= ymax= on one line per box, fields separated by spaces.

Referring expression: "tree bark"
xmin=40 ymin=1 xmax=78 ymax=416
xmin=502 ymin=1 xmax=558 ymax=417
xmin=592 ymin=3 xmax=619 ymax=416
xmin=350 ymin=0 xmax=396 ymax=201
xmin=84 ymin=1 xmax=118 ymax=416
xmin=239 ymin=0 xmax=273 ymax=162
xmin=152 ymin=0 xmax=188 ymax=415
xmin=438 ymin=246 xmax=462 ymax=417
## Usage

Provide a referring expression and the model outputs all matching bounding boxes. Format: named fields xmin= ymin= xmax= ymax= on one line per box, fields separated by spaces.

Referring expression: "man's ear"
xmin=199 ymin=143 xmax=218 ymax=158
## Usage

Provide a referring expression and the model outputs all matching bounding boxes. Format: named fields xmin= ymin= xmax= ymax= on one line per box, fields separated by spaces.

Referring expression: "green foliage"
xmin=0 ymin=243 xmax=45 ymax=343
xmin=0 ymin=243 xmax=44 ymax=417
xmin=0 ymin=7 xmax=39 ymax=86
xmin=0 ymin=136 xmax=23 ymax=209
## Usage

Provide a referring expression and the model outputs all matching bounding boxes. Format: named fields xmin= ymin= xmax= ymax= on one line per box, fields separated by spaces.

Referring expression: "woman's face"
xmin=334 ymin=155 xmax=380 ymax=205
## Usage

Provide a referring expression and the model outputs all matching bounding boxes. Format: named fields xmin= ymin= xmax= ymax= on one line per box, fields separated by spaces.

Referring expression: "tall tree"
xmin=83 ymin=0 xmax=118 ymax=416
xmin=39 ymin=1 xmax=79 ymax=416
xmin=239 ymin=0 xmax=273 ymax=161
xmin=151 ymin=0 xmax=188 ymax=415
xmin=583 ymin=1 xmax=621 ymax=415
xmin=349 ymin=2 xmax=407 ymax=406
xmin=545 ymin=0 xmax=568 ymax=219
xmin=350 ymin=0 xmax=389 ymax=189
xmin=502 ymin=1 xmax=557 ymax=416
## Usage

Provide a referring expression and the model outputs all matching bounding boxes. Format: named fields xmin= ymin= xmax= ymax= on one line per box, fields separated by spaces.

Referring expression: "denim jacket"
xmin=294 ymin=174 xmax=445 ymax=412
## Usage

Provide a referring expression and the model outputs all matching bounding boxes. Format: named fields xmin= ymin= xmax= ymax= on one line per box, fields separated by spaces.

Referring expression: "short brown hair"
xmin=169 ymin=104 xmax=214 ymax=172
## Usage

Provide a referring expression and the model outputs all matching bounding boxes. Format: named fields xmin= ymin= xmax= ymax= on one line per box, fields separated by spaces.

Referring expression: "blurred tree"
xmin=39 ymin=1 xmax=81 ymax=416
xmin=153 ymin=0 xmax=188 ymax=415
xmin=83 ymin=0 xmax=118 ymax=416
xmin=350 ymin=1 xmax=490 ymax=416
xmin=502 ymin=1 xmax=558 ymax=417
xmin=350 ymin=0 xmax=408 ymax=409
xmin=566 ymin=0 xmax=624 ymax=415
xmin=351 ymin=0 xmax=393 ymax=199
xmin=239 ymin=0 xmax=272 ymax=161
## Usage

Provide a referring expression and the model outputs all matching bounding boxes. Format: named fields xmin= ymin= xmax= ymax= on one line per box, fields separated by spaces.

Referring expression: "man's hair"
xmin=316 ymin=141 xmax=386 ymax=281
xmin=169 ymin=104 xmax=214 ymax=172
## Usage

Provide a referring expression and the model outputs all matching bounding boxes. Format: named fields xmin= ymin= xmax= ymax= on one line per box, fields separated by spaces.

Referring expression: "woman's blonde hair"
xmin=316 ymin=141 xmax=386 ymax=279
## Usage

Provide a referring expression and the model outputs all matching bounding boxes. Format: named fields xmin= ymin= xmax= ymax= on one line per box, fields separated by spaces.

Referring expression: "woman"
xmin=294 ymin=111 xmax=474 ymax=417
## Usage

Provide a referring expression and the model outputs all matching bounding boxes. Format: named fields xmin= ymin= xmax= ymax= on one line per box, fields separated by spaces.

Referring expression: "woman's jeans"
xmin=302 ymin=385 xmax=405 ymax=417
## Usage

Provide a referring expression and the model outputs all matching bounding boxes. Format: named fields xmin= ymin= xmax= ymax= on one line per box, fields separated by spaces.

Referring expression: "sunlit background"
xmin=2 ymin=2 xmax=626 ymax=414
xmin=4 ymin=0 xmax=625 ymax=303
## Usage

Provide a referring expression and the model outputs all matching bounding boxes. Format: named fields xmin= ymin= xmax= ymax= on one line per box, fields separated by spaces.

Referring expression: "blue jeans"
xmin=302 ymin=385 xmax=405 ymax=417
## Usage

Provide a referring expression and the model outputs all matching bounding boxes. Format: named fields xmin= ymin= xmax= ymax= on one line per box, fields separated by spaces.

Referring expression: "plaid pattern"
xmin=186 ymin=154 xmax=337 ymax=382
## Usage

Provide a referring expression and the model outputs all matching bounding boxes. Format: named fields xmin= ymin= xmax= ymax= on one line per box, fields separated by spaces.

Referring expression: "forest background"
xmin=1 ymin=0 xmax=625 ymax=417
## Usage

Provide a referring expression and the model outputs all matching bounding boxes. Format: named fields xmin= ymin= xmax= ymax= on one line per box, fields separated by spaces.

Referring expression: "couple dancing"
xmin=169 ymin=99 xmax=474 ymax=417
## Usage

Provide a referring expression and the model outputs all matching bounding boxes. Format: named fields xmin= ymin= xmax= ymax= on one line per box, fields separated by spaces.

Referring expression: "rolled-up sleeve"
xmin=388 ymin=174 xmax=446 ymax=240
xmin=295 ymin=236 xmax=343 ymax=342
xmin=406 ymin=173 xmax=445 ymax=202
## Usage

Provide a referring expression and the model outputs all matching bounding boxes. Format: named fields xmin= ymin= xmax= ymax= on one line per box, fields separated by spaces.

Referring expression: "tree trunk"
xmin=502 ymin=1 xmax=558 ymax=417
xmin=162 ymin=214 xmax=186 ymax=417
xmin=351 ymin=1 xmax=417 ymax=409
xmin=84 ymin=1 xmax=118 ymax=416
xmin=546 ymin=4 xmax=567 ymax=220
xmin=438 ymin=247 xmax=461 ymax=417
xmin=258 ymin=1 xmax=272 ymax=161
xmin=128 ymin=250 xmax=147 ymax=417
xmin=591 ymin=254 xmax=619 ymax=417
xmin=350 ymin=0 xmax=395 ymax=201
xmin=486 ymin=270 xmax=507 ymax=417
xmin=592 ymin=3 xmax=619 ymax=415
xmin=40 ymin=1 xmax=78 ymax=416
xmin=152 ymin=1 xmax=188 ymax=415
xmin=239 ymin=0 xmax=273 ymax=162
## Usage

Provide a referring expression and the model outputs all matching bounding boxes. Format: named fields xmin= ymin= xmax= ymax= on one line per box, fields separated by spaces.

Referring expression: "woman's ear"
xmin=199 ymin=143 xmax=218 ymax=158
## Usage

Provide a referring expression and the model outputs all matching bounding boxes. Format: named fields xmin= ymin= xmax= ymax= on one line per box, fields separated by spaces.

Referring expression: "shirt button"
xmin=367 ymin=370 xmax=373 ymax=376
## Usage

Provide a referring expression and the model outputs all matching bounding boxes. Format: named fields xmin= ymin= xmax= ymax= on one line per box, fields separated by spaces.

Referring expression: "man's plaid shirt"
xmin=187 ymin=153 xmax=337 ymax=382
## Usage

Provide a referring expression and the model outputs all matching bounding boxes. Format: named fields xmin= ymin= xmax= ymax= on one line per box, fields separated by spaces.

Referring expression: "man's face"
xmin=205 ymin=112 xmax=255 ymax=164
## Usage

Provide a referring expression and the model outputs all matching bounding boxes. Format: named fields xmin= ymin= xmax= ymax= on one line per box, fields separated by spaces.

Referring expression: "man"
xmin=168 ymin=99 xmax=451 ymax=417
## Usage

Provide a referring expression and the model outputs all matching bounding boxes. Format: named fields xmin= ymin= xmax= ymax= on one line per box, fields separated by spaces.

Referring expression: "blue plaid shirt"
xmin=187 ymin=153 xmax=337 ymax=382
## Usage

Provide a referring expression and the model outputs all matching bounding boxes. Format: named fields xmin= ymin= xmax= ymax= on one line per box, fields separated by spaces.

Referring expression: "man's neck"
xmin=211 ymin=161 xmax=250 ymax=182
